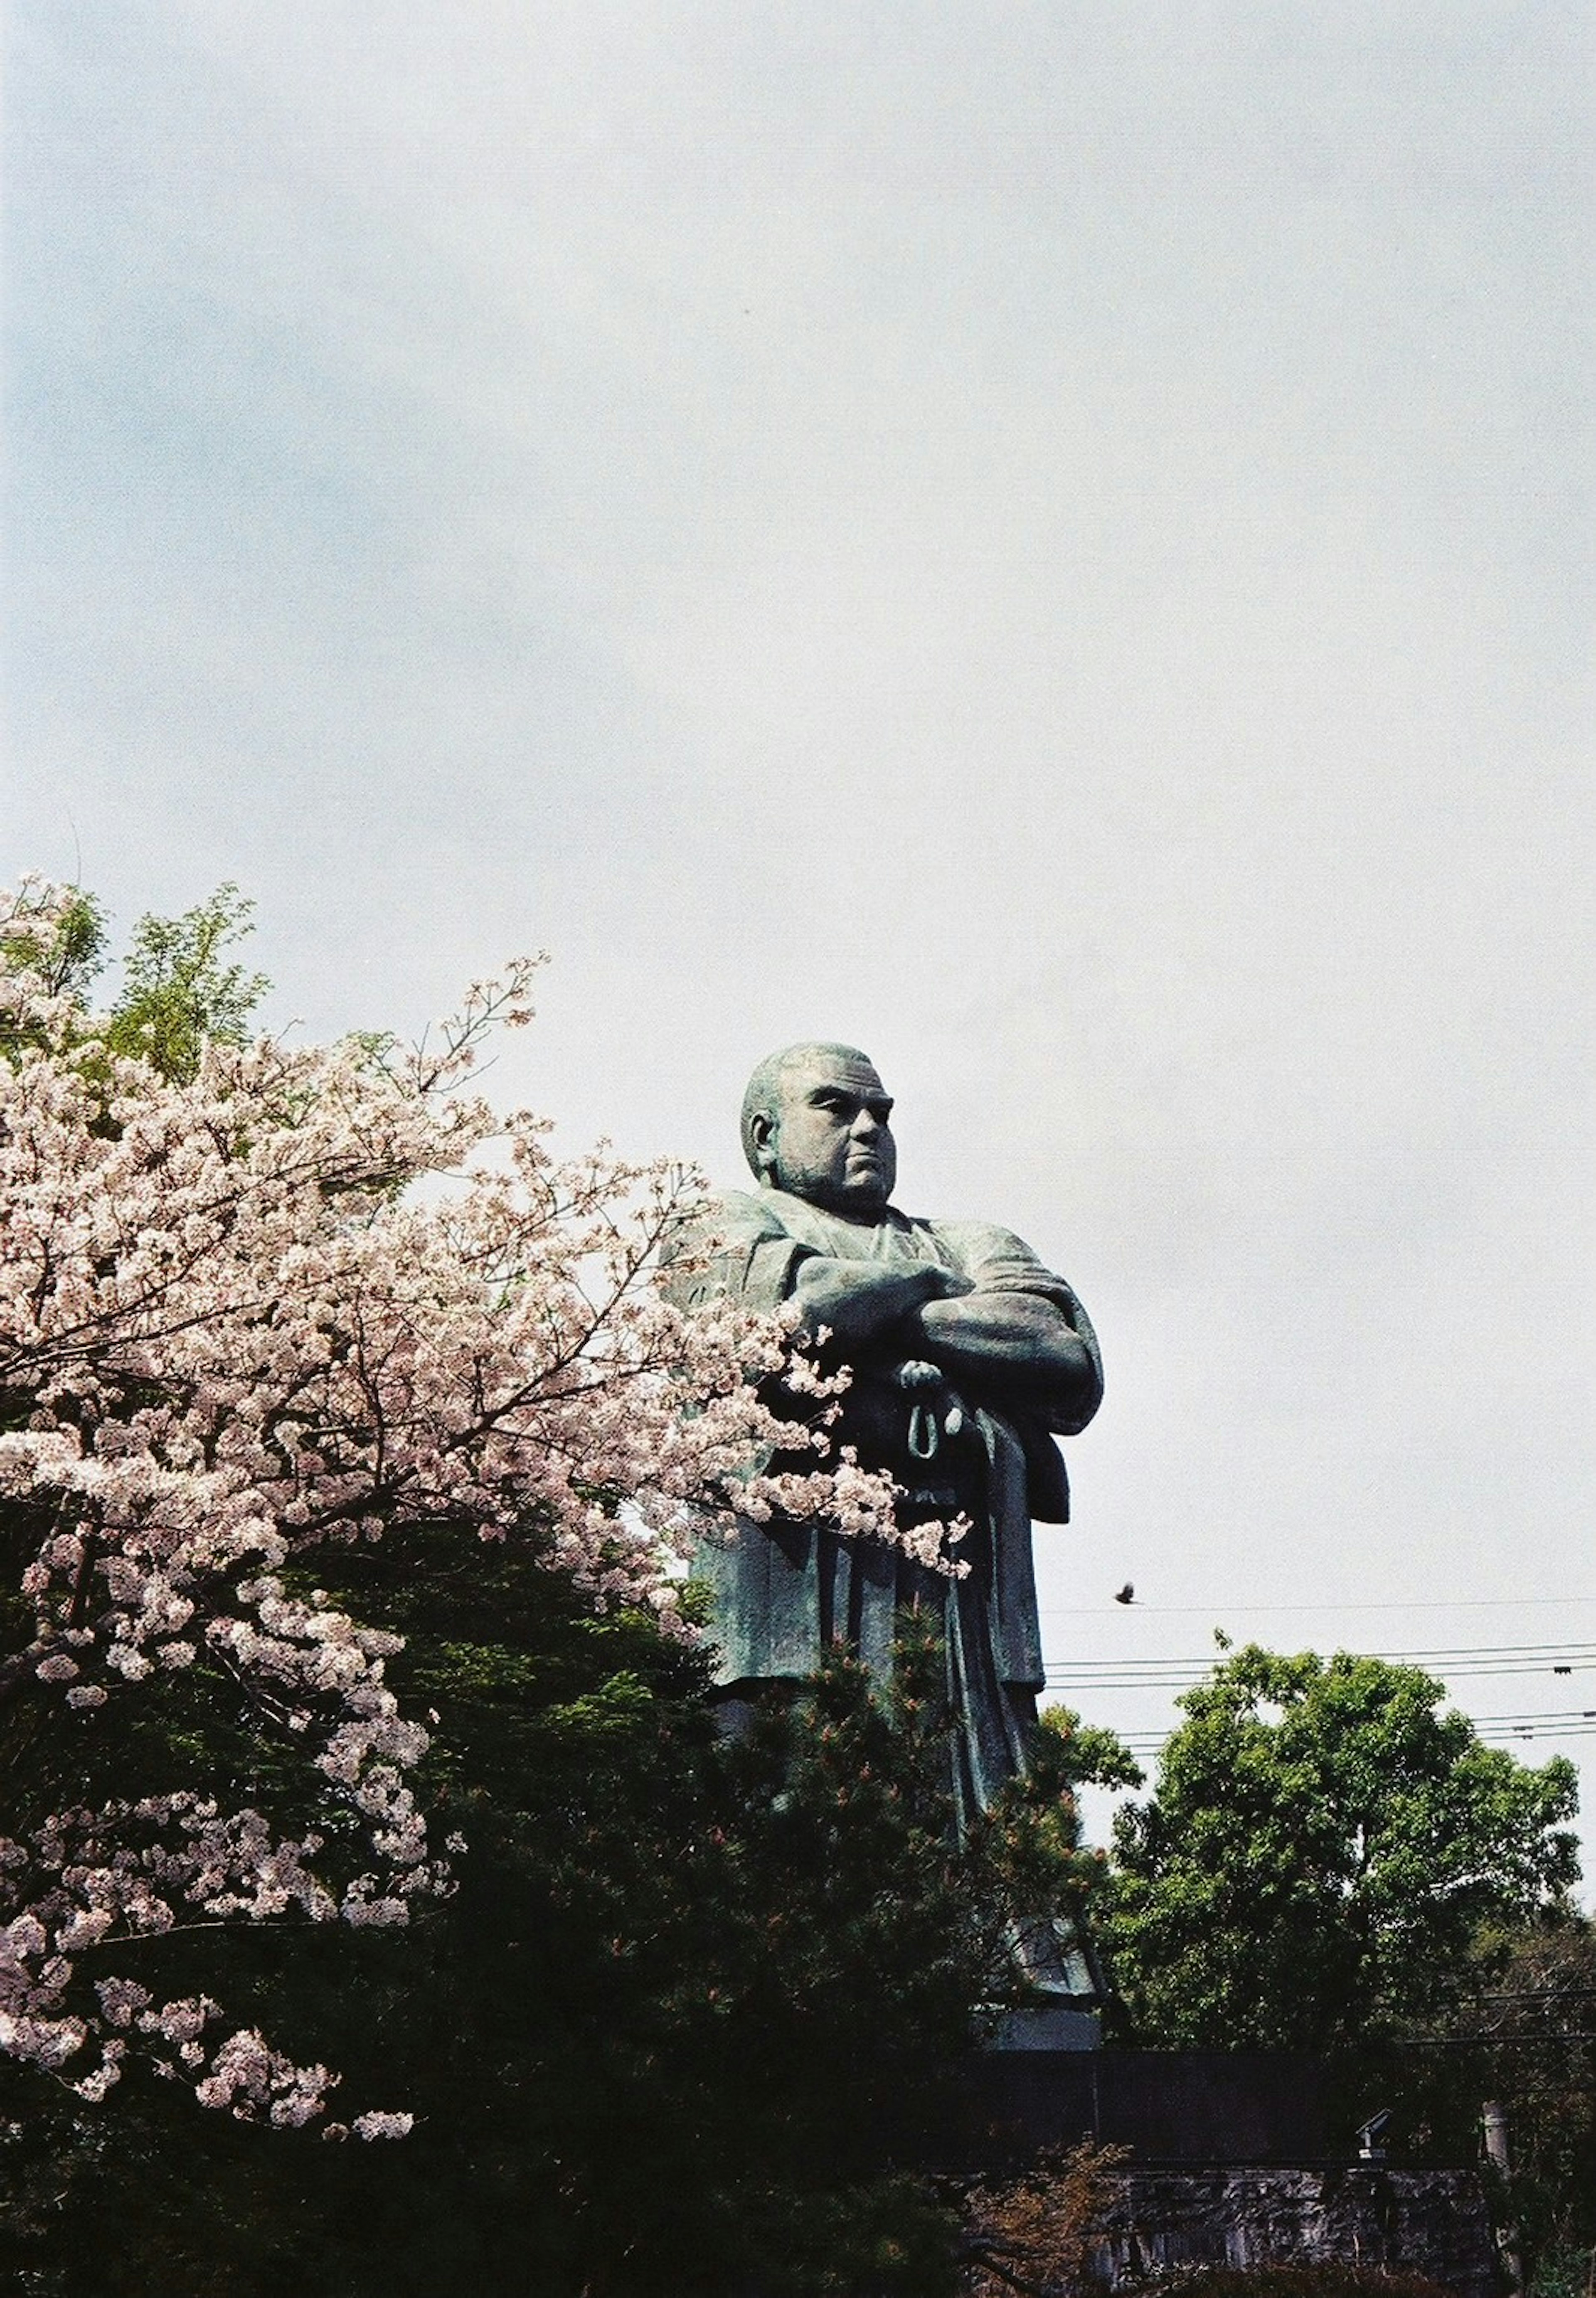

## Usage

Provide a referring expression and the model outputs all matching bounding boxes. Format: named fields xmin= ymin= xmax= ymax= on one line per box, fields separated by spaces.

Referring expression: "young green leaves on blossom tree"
xmin=0 ymin=877 xmax=910 ymax=2132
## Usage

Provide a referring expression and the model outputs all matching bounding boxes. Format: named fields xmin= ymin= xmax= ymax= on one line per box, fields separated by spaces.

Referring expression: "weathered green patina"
xmin=663 ymin=1043 xmax=1102 ymax=1822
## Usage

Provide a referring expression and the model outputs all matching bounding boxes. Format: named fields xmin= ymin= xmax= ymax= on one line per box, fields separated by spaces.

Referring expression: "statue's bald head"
xmin=740 ymin=1042 xmax=897 ymax=1213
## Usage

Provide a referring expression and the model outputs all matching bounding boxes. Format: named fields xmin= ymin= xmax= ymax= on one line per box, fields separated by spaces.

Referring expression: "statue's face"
xmin=756 ymin=1051 xmax=897 ymax=1214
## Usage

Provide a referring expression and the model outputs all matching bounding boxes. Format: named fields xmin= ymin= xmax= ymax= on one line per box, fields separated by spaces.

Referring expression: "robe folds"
xmin=663 ymin=1187 xmax=1103 ymax=1819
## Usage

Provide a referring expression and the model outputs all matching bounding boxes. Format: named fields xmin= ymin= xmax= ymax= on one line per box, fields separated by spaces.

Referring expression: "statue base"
xmin=982 ymin=2003 xmax=1102 ymax=2052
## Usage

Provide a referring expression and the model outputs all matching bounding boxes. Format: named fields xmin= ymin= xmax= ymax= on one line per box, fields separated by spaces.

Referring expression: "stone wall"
xmin=1089 ymin=2166 xmax=1500 ymax=2298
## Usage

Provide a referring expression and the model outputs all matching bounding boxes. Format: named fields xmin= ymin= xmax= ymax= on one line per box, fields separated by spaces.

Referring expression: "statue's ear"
xmin=747 ymin=1107 xmax=778 ymax=1179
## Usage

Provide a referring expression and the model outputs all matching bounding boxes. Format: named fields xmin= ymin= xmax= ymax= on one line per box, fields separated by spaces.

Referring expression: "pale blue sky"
xmin=6 ymin=0 xmax=1593 ymax=1869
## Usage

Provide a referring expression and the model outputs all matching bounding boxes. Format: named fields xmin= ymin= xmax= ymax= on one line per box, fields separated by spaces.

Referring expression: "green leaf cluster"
xmin=1364 ymin=1911 xmax=1596 ymax=2278
xmin=1 ymin=880 xmax=268 ymax=1082
xmin=99 ymin=883 xmax=269 ymax=1081
xmin=1 ymin=1517 xmax=1115 ymax=2297
xmin=1102 ymin=1643 xmax=1581 ymax=2056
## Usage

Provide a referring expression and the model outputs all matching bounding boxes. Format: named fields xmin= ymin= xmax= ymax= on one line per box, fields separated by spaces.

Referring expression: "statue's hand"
xmin=895 ymin=1359 xmax=943 ymax=1392
xmin=892 ymin=1358 xmax=969 ymax=1455
xmin=789 ymin=1256 xmax=966 ymax=1350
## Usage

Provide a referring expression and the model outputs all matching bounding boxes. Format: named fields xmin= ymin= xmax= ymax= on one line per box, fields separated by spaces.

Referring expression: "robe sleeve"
xmin=658 ymin=1193 xmax=828 ymax=1687
xmin=928 ymin=1218 xmax=1104 ymax=1444
xmin=660 ymin=1190 xmax=813 ymax=1316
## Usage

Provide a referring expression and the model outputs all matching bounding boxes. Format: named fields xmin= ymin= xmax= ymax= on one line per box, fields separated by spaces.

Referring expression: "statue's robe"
xmin=663 ymin=1187 xmax=1103 ymax=1821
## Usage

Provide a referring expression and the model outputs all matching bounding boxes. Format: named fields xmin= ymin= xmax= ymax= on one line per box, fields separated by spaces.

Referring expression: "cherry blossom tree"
xmin=0 ymin=876 xmax=910 ymax=2132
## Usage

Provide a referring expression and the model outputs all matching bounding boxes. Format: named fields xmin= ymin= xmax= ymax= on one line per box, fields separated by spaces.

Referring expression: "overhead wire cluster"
xmin=1040 ymin=1609 xmax=1596 ymax=1757
xmin=1099 ymin=1712 xmax=1596 ymax=1759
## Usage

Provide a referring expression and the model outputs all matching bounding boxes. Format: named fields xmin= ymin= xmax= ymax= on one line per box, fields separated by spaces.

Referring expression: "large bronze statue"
xmin=664 ymin=1042 xmax=1103 ymax=1825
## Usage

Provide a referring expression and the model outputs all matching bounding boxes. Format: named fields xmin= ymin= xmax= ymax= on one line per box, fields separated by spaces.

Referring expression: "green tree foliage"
xmin=0 ymin=877 xmax=266 ymax=1080
xmin=0 ymin=882 xmax=108 ymax=1000
xmin=1392 ymin=1914 xmax=1596 ymax=2281
xmin=1476 ymin=1915 xmax=1596 ymax=2273
xmin=1102 ymin=1644 xmax=1581 ymax=2055
xmin=99 ymin=882 xmax=269 ymax=1079
xmin=1 ymin=1546 xmax=1118 ymax=2298
xmin=0 ymin=880 xmax=109 ymax=1062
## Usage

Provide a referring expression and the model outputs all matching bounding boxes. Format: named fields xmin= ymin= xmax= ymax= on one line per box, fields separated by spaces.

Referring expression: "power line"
xmin=1045 ymin=1643 xmax=1596 ymax=1692
xmin=1479 ymin=1709 xmax=1596 ymax=1728
xmin=1100 ymin=1711 xmax=1596 ymax=1728
xmin=1088 ymin=1679 xmax=1594 ymax=1711
xmin=1471 ymin=1710 xmax=1596 ymax=1724
xmin=1073 ymin=1712 xmax=1596 ymax=1757
xmin=1041 ymin=1596 xmax=1596 ymax=1617
xmin=1043 ymin=1645 xmax=1596 ymax=1773
xmin=1049 ymin=1642 xmax=1596 ymax=1661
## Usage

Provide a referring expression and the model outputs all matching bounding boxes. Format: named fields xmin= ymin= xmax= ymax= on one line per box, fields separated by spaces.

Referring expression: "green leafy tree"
xmin=0 ymin=1561 xmax=1120 ymax=2298
xmin=0 ymin=876 xmax=265 ymax=1079
xmin=1103 ymin=1644 xmax=1580 ymax=2055
xmin=1392 ymin=1914 xmax=1596 ymax=2283
xmin=1476 ymin=1915 xmax=1596 ymax=2272
xmin=99 ymin=881 xmax=269 ymax=1079
xmin=0 ymin=878 xmax=109 ymax=1059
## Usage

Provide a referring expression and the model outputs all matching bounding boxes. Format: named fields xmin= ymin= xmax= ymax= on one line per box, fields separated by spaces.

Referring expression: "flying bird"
xmin=1114 ymin=1583 xmax=1135 ymax=1606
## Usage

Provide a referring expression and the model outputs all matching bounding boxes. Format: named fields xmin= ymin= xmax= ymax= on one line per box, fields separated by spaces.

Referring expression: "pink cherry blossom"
xmin=0 ymin=876 xmax=926 ymax=2131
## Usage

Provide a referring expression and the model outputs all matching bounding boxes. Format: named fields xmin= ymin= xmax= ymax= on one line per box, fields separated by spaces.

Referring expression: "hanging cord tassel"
xmin=898 ymin=1357 xmax=961 ymax=1461
xmin=907 ymin=1400 xmax=939 ymax=1461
